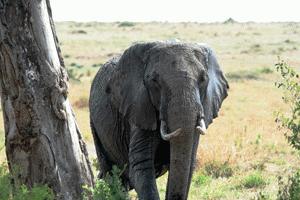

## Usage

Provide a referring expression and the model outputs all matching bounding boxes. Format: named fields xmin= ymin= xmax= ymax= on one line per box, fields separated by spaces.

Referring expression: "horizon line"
xmin=54 ymin=20 xmax=300 ymax=24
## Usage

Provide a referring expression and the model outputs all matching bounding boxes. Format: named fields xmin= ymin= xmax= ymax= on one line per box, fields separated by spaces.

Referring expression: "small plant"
xmin=203 ymin=161 xmax=233 ymax=178
xmin=0 ymin=163 xmax=54 ymax=200
xmin=275 ymin=59 xmax=300 ymax=150
xmin=83 ymin=165 xmax=129 ymax=200
xmin=241 ymin=172 xmax=266 ymax=189
xmin=92 ymin=158 xmax=100 ymax=172
xmin=255 ymin=134 xmax=262 ymax=145
xmin=192 ymin=173 xmax=211 ymax=186
xmin=277 ymin=169 xmax=300 ymax=200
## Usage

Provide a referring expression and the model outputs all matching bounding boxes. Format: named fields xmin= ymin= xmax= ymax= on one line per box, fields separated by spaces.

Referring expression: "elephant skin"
xmin=89 ymin=41 xmax=229 ymax=200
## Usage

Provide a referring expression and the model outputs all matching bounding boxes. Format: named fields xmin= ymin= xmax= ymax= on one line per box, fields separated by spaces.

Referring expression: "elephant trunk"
xmin=165 ymin=107 xmax=199 ymax=200
xmin=167 ymin=127 xmax=194 ymax=200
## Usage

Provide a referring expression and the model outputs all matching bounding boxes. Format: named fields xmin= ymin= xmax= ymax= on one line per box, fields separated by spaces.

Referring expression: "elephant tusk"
xmin=160 ymin=120 xmax=182 ymax=141
xmin=196 ymin=119 xmax=207 ymax=135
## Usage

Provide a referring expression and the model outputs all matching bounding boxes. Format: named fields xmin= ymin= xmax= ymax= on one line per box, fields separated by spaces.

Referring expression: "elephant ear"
xmin=196 ymin=44 xmax=229 ymax=127
xmin=107 ymin=42 xmax=158 ymax=130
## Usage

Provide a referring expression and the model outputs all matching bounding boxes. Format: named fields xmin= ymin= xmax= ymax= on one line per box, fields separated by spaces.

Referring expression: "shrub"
xmin=83 ymin=165 xmax=129 ymax=200
xmin=14 ymin=185 xmax=54 ymax=200
xmin=0 ymin=164 xmax=10 ymax=200
xmin=241 ymin=172 xmax=266 ymax=189
xmin=277 ymin=169 xmax=300 ymax=200
xmin=71 ymin=30 xmax=87 ymax=34
xmin=275 ymin=59 xmax=300 ymax=150
xmin=274 ymin=59 xmax=300 ymax=199
xmin=203 ymin=161 xmax=233 ymax=178
xmin=118 ymin=22 xmax=135 ymax=27
xmin=192 ymin=173 xmax=212 ymax=186
xmin=223 ymin=18 xmax=237 ymax=24
xmin=0 ymin=163 xmax=54 ymax=200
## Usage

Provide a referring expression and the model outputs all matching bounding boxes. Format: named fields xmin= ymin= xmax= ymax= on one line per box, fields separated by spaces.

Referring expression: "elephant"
xmin=89 ymin=41 xmax=229 ymax=200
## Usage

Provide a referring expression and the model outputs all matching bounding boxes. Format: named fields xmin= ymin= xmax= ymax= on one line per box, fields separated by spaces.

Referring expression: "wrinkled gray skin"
xmin=89 ymin=41 xmax=229 ymax=200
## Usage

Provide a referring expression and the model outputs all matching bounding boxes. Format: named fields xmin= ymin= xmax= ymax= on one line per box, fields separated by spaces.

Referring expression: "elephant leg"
xmin=129 ymin=127 xmax=159 ymax=200
xmin=90 ymin=121 xmax=112 ymax=178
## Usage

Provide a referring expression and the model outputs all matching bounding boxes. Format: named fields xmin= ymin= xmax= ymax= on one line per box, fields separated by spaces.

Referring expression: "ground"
xmin=1 ymin=21 xmax=300 ymax=199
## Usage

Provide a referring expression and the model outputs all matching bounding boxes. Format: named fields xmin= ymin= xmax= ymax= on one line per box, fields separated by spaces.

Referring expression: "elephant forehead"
xmin=148 ymin=51 xmax=203 ymax=75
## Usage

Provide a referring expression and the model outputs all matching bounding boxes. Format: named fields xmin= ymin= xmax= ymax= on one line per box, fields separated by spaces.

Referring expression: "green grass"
xmin=192 ymin=173 xmax=212 ymax=186
xmin=0 ymin=163 xmax=54 ymax=200
xmin=240 ymin=172 xmax=267 ymax=189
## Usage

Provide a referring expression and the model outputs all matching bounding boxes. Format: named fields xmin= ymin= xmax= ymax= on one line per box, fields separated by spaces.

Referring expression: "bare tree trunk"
xmin=0 ymin=0 xmax=94 ymax=199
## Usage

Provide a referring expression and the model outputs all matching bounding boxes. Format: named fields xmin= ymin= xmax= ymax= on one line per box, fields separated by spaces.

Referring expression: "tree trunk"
xmin=0 ymin=0 xmax=94 ymax=199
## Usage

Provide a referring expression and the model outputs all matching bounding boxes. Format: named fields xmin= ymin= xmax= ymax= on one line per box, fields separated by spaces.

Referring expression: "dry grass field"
xmin=1 ymin=21 xmax=300 ymax=199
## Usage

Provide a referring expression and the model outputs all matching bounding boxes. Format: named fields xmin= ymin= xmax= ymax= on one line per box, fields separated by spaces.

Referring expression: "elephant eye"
xmin=152 ymin=77 xmax=159 ymax=83
xmin=198 ymin=72 xmax=208 ymax=87
xmin=149 ymin=73 xmax=160 ymax=85
xmin=150 ymin=77 xmax=160 ymax=89
xmin=145 ymin=73 xmax=160 ymax=88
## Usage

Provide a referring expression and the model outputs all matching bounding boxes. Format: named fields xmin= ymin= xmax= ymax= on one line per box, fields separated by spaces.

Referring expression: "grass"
xmin=1 ymin=21 xmax=300 ymax=199
xmin=240 ymin=172 xmax=267 ymax=189
xmin=203 ymin=161 xmax=234 ymax=178
xmin=192 ymin=173 xmax=212 ymax=186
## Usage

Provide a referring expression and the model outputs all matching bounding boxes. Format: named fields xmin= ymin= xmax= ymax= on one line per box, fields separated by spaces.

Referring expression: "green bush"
xmin=278 ymin=169 xmax=300 ymax=200
xmin=13 ymin=185 xmax=54 ymax=200
xmin=275 ymin=59 xmax=300 ymax=150
xmin=203 ymin=161 xmax=234 ymax=178
xmin=0 ymin=163 xmax=54 ymax=200
xmin=0 ymin=164 xmax=11 ymax=200
xmin=118 ymin=22 xmax=135 ymax=27
xmin=241 ymin=172 xmax=266 ymax=189
xmin=274 ymin=59 xmax=300 ymax=199
xmin=192 ymin=173 xmax=211 ymax=186
xmin=83 ymin=166 xmax=129 ymax=200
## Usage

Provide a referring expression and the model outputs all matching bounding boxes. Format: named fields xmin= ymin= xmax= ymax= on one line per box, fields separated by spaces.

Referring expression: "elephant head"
xmin=107 ymin=41 xmax=228 ymax=199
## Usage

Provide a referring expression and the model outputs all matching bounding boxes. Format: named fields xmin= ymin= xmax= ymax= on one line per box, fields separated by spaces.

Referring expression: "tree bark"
xmin=0 ymin=0 xmax=94 ymax=199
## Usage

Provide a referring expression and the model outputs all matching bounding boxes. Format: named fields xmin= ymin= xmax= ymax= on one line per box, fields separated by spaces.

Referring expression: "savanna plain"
xmin=1 ymin=21 xmax=300 ymax=199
